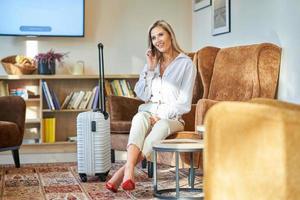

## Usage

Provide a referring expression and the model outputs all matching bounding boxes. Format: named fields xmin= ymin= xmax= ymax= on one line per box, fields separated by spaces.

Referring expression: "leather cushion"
xmin=111 ymin=133 xmax=129 ymax=151
xmin=110 ymin=120 xmax=131 ymax=133
xmin=0 ymin=121 xmax=22 ymax=148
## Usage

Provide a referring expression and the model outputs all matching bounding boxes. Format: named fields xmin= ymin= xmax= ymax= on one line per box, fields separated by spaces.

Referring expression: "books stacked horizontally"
xmin=105 ymin=79 xmax=135 ymax=97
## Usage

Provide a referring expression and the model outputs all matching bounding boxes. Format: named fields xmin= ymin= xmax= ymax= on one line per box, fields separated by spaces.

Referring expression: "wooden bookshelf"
xmin=0 ymin=74 xmax=138 ymax=153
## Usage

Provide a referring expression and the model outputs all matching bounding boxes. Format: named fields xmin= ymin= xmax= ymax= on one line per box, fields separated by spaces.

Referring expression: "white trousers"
xmin=127 ymin=111 xmax=184 ymax=160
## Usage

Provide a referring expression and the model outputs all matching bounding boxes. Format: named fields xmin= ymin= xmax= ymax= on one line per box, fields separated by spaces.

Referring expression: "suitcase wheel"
xmin=79 ymin=173 xmax=87 ymax=182
xmin=96 ymin=171 xmax=110 ymax=182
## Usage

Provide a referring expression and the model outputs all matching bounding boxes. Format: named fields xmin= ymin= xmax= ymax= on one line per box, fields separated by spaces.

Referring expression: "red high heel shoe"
xmin=105 ymin=182 xmax=118 ymax=193
xmin=121 ymin=179 xmax=135 ymax=191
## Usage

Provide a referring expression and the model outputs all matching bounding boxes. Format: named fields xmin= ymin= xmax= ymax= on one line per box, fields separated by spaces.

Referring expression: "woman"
xmin=106 ymin=20 xmax=196 ymax=192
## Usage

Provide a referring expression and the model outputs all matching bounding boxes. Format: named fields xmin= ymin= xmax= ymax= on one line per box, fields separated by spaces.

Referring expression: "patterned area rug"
xmin=0 ymin=161 xmax=202 ymax=200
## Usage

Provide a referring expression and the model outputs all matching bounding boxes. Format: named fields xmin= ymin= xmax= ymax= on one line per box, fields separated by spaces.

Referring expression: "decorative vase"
xmin=38 ymin=60 xmax=55 ymax=75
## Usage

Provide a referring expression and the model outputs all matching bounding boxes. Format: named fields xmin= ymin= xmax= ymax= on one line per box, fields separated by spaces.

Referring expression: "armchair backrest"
xmin=196 ymin=43 xmax=281 ymax=100
xmin=0 ymin=96 xmax=26 ymax=135
xmin=0 ymin=96 xmax=26 ymax=147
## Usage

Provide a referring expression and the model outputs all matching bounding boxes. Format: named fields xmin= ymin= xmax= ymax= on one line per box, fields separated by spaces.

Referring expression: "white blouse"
xmin=134 ymin=53 xmax=196 ymax=120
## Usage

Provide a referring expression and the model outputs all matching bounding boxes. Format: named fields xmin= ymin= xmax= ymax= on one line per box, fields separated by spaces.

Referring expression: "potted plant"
xmin=35 ymin=50 xmax=67 ymax=75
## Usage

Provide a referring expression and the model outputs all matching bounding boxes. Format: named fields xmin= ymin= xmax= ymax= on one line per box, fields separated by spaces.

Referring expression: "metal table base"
xmin=153 ymin=141 xmax=204 ymax=199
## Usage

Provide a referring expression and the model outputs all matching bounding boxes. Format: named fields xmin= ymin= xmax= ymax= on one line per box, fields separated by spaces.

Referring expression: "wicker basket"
xmin=1 ymin=55 xmax=37 ymax=75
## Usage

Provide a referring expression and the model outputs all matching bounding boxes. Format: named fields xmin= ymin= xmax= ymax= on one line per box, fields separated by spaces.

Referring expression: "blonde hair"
xmin=147 ymin=20 xmax=184 ymax=59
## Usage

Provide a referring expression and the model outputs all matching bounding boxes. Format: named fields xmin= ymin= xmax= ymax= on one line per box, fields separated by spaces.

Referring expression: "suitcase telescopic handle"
xmin=97 ymin=43 xmax=109 ymax=120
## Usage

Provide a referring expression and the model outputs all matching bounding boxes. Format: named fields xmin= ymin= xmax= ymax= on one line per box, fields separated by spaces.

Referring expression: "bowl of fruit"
xmin=1 ymin=55 xmax=37 ymax=75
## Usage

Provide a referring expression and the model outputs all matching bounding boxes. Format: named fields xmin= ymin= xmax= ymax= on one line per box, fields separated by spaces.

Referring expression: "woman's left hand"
xmin=146 ymin=49 xmax=157 ymax=71
xmin=149 ymin=116 xmax=160 ymax=126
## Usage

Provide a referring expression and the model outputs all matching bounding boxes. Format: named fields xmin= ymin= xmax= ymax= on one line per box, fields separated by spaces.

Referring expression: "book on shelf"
xmin=0 ymin=81 xmax=9 ymax=96
xmin=49 ymin=88 xmax=61 ymax=110
xmin=120 ymin=79 xmax=131 ymax=97
xmin=61 ymin=92 xmax=74 ymax=109
xmin=109 ymin=80 xmax=118 ymax=96
xmin=126 ymin=81 xmax=135 ymax=97
xmin=42 ymin=81 xmax=55 ymax=110
xmin=92 ymin=86 xmax=99 ymax=109
xmin=117 ymin=80 xmax=127 ymax=96
xmin=41 ymin=81 xmax=51 ymax=109
xmin=112 ymin=80 xmax=124 ymax=96
xmin=104 ymin=80 xmax=113 ymax=96
xmin=67 ymin=91 xmax=79 ymax=109
xmin=72 ymin=90 xmax=85 ymax=109
xmin=43 ymin=118 xmax=56 ymax=143
xmin=44 ymin=81 xmax=55 ymax=110
xmin=87 ymin=86 xmax=98 ymax=109
xmin=78 ymin=90 xmax=92 ymax=109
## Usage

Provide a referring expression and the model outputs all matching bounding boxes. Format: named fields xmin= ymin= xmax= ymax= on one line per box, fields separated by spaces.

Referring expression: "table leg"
xmin=153 ymin=150 xmax=157 ymax=192
xmin=176 ymin=151 xmax=180 ymax=198
xmin=190 ymin=152 xmax=195 ymax=189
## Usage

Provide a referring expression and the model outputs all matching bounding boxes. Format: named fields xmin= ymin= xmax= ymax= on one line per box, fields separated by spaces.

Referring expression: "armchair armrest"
xmin=107 ymin=96 xmax=143 ymax=121
xmin=0 ymin=96 xmax=26 ymax=134
xmin=182 ymin=104 xmax=197 ymax=131
xmin=250 ymin=97 xmax=300 ymax=111
xmin=195 ymin=98 xmax=219 ymax=125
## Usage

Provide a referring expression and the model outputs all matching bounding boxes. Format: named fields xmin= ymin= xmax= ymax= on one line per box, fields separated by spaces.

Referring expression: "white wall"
xmin=0 ymin=0 xmax=192 ymax=75
xmin=192 ymin=0 xmax=300 ymax=103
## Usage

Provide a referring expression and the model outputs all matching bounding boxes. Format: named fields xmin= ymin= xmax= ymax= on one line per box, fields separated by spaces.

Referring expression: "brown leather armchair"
xmin=0 ymin=96 xmax=26 ymax=168
xmin=195 ymin=43 xmax=282 ymax=125
xmin=152 ymin=43 xmax=281 ymax=170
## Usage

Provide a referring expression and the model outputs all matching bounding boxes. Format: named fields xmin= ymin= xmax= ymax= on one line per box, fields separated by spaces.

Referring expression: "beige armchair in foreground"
xmin=204 ymin=98 xmax=300 ymax=200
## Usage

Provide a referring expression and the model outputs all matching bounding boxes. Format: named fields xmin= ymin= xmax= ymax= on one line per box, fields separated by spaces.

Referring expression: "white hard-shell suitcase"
xmin=77 ymin=43 xmax=111 ymax=182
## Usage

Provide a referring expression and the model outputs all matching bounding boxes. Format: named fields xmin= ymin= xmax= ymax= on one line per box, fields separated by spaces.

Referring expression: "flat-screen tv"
xmin=0 ymin=0 xmax=85 ymax=37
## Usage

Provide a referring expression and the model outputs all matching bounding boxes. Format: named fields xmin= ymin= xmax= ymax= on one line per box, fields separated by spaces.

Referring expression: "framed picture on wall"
xmin=212 ymin=0 xmax=231 ymax=36
xmin=193 ymin=0 xmax=211 ymax=11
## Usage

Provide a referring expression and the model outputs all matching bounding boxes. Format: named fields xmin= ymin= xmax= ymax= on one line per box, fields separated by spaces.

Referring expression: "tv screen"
xmin=0 ymin=0 xmax=85 ymax=37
